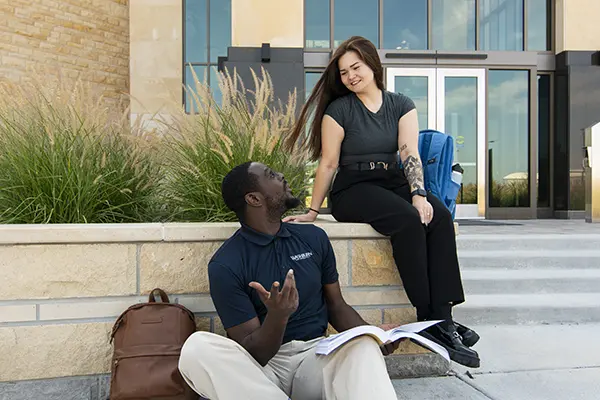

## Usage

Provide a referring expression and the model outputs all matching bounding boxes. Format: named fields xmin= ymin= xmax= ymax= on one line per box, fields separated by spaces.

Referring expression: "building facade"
xmin=3 ymin=0 xmax=600 ymax=219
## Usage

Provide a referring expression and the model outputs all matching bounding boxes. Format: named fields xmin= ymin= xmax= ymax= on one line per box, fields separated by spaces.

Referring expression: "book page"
xmin=315 ymin=325 xmax=389 ymax=355
xmin=390 ymin=320 xmax=442 ymax=334
xmin=315 ymin=321 xmax=446 ymax=357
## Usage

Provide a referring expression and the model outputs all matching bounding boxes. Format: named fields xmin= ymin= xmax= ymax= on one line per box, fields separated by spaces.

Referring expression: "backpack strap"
xmin=420 ymin=130 xmax=446 ymax=195
xmin=149 ymin=288 xmax=170 ymax=303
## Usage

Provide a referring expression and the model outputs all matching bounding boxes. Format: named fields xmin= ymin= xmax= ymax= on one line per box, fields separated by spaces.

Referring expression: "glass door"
xmin=386 ymin=67 xmax=486 ymax=218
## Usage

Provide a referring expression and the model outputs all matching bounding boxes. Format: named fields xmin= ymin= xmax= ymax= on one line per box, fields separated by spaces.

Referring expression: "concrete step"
xmin=456 ymin=234 xmax=600 ymax=251
xmin=458 ymin=253 xmax=600 ymax=270
xmin=455 ymin=293 xmax=600 ymax=325
xmin=461 ymin=269 xmax=600 ymax=294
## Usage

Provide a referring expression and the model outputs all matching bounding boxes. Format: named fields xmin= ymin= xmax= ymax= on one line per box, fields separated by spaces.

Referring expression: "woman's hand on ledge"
xmin=283 ymin=211 xmax=318 ymax=223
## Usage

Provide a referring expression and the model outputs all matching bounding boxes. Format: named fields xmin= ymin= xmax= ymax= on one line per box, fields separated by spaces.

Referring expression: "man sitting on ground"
xmin=178 ymin=161 xmax=403 ymax=400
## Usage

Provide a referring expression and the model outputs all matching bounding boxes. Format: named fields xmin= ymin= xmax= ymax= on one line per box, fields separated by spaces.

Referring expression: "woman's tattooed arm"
xmin=397 ymin=109 xmax=426 ymax=194
xmin=402 ymin=154 xmax=425 ymax=193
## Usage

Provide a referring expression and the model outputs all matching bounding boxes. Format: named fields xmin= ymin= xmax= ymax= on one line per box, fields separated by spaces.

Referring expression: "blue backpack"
xmin=417 ymin=129 xmax=461 ymax=219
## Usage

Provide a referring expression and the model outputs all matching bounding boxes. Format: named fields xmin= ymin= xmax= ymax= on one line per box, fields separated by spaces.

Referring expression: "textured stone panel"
xmin=0 ymin=323 xmax=113 ymax=381
xmin=139 ymin=242 xmax=222 ymax=294
xmin=331 ymin=240 xmax=350 ymax=286
xmin=327 ymin=308 xmax=382 ymax=335
xmin=0 ymin=0 xmax=130 ymax=104
xmin=195 ymin=316 xmax=211 ymax=332
xmin=383 ymin=307 xmax=418 ymax=325
xmin=213 ymin=316 xmax=226 ymax=336
xmin=0 ymin=244 xmax=136 ymax=300
xmin=351 ymin=240 xmax=402 ymax=286
xmin=341 ymin=288 xmax=410 ymax=307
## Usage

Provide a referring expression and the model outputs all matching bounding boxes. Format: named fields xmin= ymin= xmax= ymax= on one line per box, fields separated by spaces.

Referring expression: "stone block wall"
xmin=0 ymin=0 xmax=129 ymax=104
xmin=0 ymin=220 xmax=432 ymax=384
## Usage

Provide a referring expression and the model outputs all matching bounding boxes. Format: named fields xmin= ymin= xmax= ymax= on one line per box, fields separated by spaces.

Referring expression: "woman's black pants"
xmin=330 ymin=168 xmax=465 ymax=320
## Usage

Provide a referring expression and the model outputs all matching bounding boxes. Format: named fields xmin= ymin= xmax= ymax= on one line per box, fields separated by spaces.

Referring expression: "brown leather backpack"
xmin=109 ymin=288 xmax=199 ymax=400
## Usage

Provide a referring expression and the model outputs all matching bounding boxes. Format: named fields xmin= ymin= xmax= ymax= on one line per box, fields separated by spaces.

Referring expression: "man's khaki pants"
xmin=178 ymin=331 xmax=397 ymax=400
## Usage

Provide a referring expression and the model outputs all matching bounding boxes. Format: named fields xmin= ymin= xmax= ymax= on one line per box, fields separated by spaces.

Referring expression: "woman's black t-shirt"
xmin=324 ymin=90 xmax=416 ymax=166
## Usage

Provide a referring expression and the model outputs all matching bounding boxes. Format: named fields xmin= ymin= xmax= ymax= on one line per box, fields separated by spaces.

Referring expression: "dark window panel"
xmin=210 ymin=0 xmax=231 ymax=62
xmin=527 ymin=0 xmax=550 ymax=51
xmin=432 ymin=0 xmax=476 ymax=50
xmin=334 ymin=0 xmax=379 ymax=48
xmin=383 ymin=0 xmax=428 ymax=50
xmin=185 ymin=0 xmax=208 ymax=63
xmin=537 ymin=74 xmax=551 ymax=207
xmin=305 ymin=0 xmax=330 ymax=48
xmin=305 ymin=71 xmax=322 ymax=100
xmin=480 ymin=0 xmax=524 ymax=51
xmin=488 ymin=70 xmax=530 ymax=207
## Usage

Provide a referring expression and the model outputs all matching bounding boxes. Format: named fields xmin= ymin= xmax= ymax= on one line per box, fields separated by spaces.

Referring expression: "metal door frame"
xmin=386 ymin=67 xmax=486 ymax=218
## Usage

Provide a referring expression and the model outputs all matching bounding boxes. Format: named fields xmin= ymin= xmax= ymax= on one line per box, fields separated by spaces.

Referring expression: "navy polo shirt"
xmin=208 ymin=222 xmax=339 ymax=344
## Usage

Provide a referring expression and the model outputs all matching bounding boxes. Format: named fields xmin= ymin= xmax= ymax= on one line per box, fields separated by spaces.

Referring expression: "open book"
xmin=315 ymin=320 xmax=450 ymax=362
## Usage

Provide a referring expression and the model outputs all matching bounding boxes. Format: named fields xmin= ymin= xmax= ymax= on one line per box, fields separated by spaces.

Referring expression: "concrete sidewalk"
xmin=393 ymin=323 xmax=600 ymax=399
xmin=391 ymin=220 xmax=600 ymax=400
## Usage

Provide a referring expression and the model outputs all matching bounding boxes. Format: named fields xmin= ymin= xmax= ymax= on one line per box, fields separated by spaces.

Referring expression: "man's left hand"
xmin=378 ymin=324 xmax=405 ymax=356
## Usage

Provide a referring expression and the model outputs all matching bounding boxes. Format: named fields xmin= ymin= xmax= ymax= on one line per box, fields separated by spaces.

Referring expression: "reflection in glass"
xmin=185 ymin=0 xmax=208 ymax=63
xmin=334 ymin=0 xmax=379 ymax=48
xmin=488 ymin=70 xmax=530 ymax=207
xmin=184 ymin=66 xmax=208 ymax=114
xmin=305 ymin=72 xmax=322 ymax=101
xmin=432 ymin=0 xmax=476 ymax=50
xmin=210 ymin=67 xmax=222 ymax=105
xmin=210 ymin=0 xmax=231 ymax=62
xmin=527 ymin=0 xmax=549 ymax=51
xmin=480 ymin=0 xmax=524 ymax=51
xmin=538 ymin=75 xmax=551 ymax=207
xmin=445 ymin=77 xmax=477 ymax=204
xmin=394 ymin=76 xmax=428 ymax=130
xmin=383 ymin=0 xmax=427 ymax=50
xmin=306 ymin=0 xmax=330 ymax=48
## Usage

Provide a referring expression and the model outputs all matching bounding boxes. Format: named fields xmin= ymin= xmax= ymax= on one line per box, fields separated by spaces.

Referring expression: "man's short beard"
xmin=284 ymin=196 xmax=302 ymax=210
xmin=265 ymin=194 xmax=302 ymax=220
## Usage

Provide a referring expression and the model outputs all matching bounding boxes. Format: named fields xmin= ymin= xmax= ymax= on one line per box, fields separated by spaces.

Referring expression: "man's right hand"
xmin=249 ymin=269 xmax=299 ymax=319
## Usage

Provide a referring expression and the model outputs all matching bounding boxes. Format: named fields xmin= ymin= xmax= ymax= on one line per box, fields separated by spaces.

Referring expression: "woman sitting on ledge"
xmin=283 ymin=35 xmax=480 ymax=368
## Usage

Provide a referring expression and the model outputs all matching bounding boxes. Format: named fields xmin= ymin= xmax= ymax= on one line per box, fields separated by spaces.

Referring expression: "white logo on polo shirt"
xmin=290 ymin=252 xmax=313 ymax=261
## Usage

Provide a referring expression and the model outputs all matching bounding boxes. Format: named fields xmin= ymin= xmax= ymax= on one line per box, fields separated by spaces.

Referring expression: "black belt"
xmin=340 ymin=161 xmax=403 ymax=171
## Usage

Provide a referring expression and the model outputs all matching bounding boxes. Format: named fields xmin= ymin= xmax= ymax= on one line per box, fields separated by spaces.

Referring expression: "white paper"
xmin=315 ymin=320 xmax=449 ymax=362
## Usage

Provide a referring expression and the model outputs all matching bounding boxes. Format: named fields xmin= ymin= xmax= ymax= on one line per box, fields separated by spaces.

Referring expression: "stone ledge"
xmin=0 ymin=218 xmax=457 ymax=245
xmin=0 ymin=219 xmax=384 ymax=245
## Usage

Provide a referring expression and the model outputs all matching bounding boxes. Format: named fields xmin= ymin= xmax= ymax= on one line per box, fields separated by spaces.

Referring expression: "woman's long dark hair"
xmin=284 ymin=36 xmax=385 ymax=161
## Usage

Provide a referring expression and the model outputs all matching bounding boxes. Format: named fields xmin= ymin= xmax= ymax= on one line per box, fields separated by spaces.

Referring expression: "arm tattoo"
xmin=399 ymin=144 xmax=408 ymax=152
xmin=403 ymin=155 xmax=425 ymax=192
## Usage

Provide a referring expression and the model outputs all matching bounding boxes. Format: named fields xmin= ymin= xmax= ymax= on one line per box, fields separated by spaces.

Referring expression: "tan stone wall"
xmin=0 ymin=0 xmax=129 ymax=104
xmin=0 ymin=222 xmax=422 ymax=382
xmin=555 ymin=0 xmax=600 ymax=53
xmin=129 ymin=0 xmax=182 ymax=117
xmin=231 ymin=0 xmax=304 ymax=48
